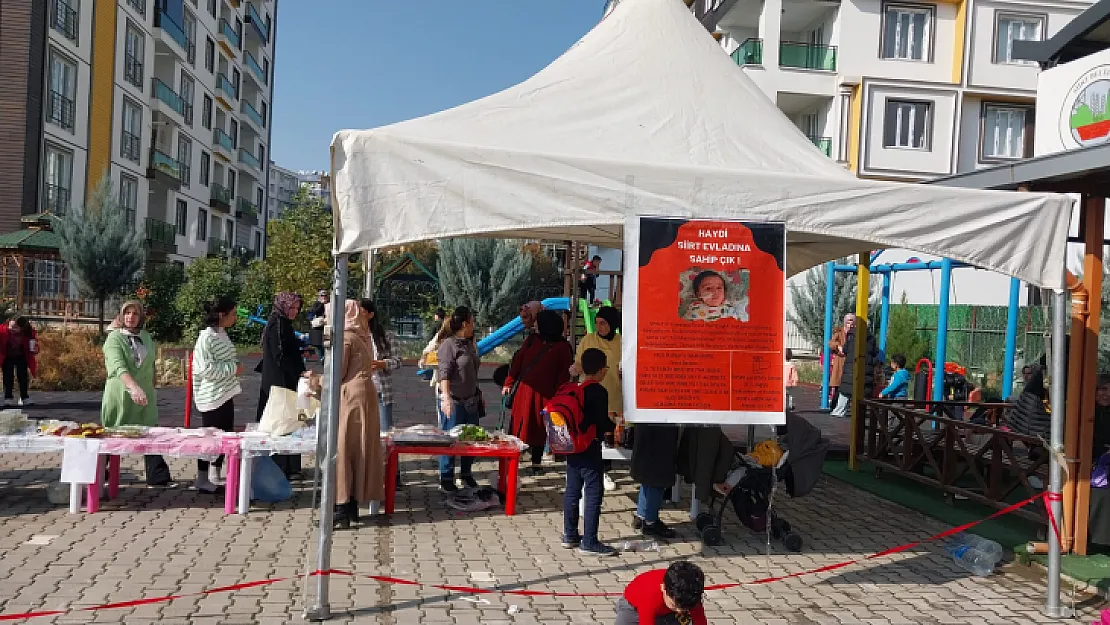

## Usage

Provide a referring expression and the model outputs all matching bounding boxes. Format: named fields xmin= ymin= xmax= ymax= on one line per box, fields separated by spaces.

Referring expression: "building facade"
xmin=267 ymin=160 xmax=298 ymax=220
xmin=1 ymin=0 xmax=278 ymax=270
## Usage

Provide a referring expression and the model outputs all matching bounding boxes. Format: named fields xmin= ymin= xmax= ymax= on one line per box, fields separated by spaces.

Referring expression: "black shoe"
xmin=440 ymin=479 xmax=458 ymax=493
xmin=460 ymin=476 xmax=478 ymax=489
xmin=346 ymin=499 xmax=359 ymax=524
xmin=642 ymin=520 xmax=677 ymax=539
xmin=528 ymin=464 xmax=543 ymax=476
xmin=333 ymin=506 xmax=351 ymax=530
xmin=631 ymin=515 xmax=643 ymax=530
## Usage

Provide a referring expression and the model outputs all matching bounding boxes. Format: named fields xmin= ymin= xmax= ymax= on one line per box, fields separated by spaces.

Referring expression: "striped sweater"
xmin=192 ymin=327 xmax=242 ymax=412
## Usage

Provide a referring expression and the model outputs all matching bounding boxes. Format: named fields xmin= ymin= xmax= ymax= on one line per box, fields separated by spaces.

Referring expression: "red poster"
xmin=623 ymin=217 xmax=785 ymax=424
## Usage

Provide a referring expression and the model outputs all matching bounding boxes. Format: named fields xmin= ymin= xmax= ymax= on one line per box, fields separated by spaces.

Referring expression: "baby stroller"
xmin=696 ymin=412 xmax=830 ymax=551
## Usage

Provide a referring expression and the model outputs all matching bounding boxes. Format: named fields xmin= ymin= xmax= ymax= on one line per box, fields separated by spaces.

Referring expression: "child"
xmin=684 ymin=270 xmax=744 ymax=322
xmin=562 ymin=347 xmax=617 ymax=557
xmin=615 ymin=561 xmax=707 ymax=625
xmin=783 ymin=348 xmax=799 ymax=411
xmin=879 ymin=353 xmax=911 ymax=399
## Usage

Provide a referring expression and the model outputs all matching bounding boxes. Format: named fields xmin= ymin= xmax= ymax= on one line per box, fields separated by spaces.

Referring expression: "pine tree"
xmin=789 ymin=257 xmax=879 ymax=350
xmin=885 ymin=292 xmax=930 ymax=365
xmin=438 ymin=239 xmax=533 ymax=328
xmin=56 ymin=177 xmax=146 ymax=335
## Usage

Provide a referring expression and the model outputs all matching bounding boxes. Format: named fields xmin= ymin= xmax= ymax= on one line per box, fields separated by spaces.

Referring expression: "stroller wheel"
xmin=701 ymin=524 xmax=723 ymax=546
xmin=782 ymin=532 xmax=803 ymax=552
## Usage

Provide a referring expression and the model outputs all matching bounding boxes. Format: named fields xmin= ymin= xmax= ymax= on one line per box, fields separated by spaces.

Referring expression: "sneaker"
xmin=578 ymin=542 xmax=618 ymax=557
xmin=439 ymin=479 xmax=459 ymax=493
xmin=19 ymin=397 xmax=32 ymax=406
xmin=561 ymin=536 xmax=581 ymax=549
xmin=641 ymin=520 xmax=677 ymax=539
xmin=631 ymin=515 xmax=644 ymax=530
xmin=603 ymin=474 xmax=617 ymax=491
xmin=460 ymin=476 xmax=478 ymax=489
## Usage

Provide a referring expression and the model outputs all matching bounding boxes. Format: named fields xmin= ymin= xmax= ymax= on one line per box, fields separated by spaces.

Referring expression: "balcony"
xmin=124 ymin=54 xmax=143 ymax=88
xmin=145 ymin=218 xmax=178 ymax=255
xmin=241 ymin=100 xmax=265 ymax=132
xmin=245 ymin=3 xmax=269 ymax=43
xmin=46 ymin=90 xmax=76 ymax=131
xmin=779 ymin=42 xmax=837 ymax=71
xmin=213 ymin=128 xmax=235 ymax=159
xmin=809 ymin=136 xmax=832 ymax=157
xmin=154 ymin=6 xmax=190 ymax=60
xmin=147 ymin=148 xmax=183 ymax=189
xmin=51 ymin=0 xmax=79 ymax=43
xmin=207 ymin=238 xmax=232 ymax=258
xmin=210 ymin=183 xmax=233 ymax=212
xmin=42 ymin=184 xmax=70 ymax=215
xmin=121 ymin=131 xmax=141 ymax=163
xmin=731 ymin=38 xmax=763 ymax=66
xmin=126 ymin=0 xmax=146 ymax=17
xmin=238 ymin=149 xmax=262 ymax=178
xmin=244 ymin=51 xmax=267 ymax=86
xmin=218 ymin=18 xmax=241 ymax=53
xmin=151 ymin=78 xmax=185 ymax=124
xmin=216 ymin=73 xmax=238 ymax=105
xmin=236 ymin=198 xmax=259 ymax=226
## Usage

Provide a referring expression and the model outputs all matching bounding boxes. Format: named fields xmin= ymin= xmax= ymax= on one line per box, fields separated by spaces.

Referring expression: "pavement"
xmin=0 ymin=358 xmax=1103 ymax=623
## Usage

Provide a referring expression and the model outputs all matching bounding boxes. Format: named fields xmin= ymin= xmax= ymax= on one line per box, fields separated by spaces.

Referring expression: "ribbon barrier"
xmin=0 ymin=492 xmax=1058 ymax=621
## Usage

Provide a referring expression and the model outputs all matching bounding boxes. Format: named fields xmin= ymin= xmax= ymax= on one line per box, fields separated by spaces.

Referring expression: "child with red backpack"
xmin=548 ymin=347 xmax=616 ymax=556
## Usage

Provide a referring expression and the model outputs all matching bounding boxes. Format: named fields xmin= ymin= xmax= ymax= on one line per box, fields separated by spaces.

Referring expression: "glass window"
xmin=207 ymin=0 xmax=215 ymax=18
xmin=48 ymin=49 xmax=77 ymax=131
xmin=43 ymin=144 xmax=73 ymax=214
xmin=183 ymin=8 xmax=197 ymax=64
xmin=256 ymin=186 xmax=264 ymax=208
xmin=176 ymin=199 xmax=188 ymax=236
xmin=227 ymin=169 xmax=236 ymax=192
xmin=197 ymin=207 xmax=208 ymax=240
xmin=229 ymin=120 xmax=238 ymax=148
xmin=202 ymin=94 xmax=213 ymax=129
xmin=883 ymin=99 xmax=931 ymax=150
xmin=982 ymin=104 xmax=1027 ymax=159
xmin=995 ymin=14 xmax=1043 ymax=64
xmin=205 ymin=37 xmax=215 ymax=72
xmin=178 ymin=136 xmax=193 ymax=187
xmin=254 ymin=231 xmax=262 ymax=257
xmin=120 ymin=98 xmax=142 ymax=162
xmin=119 ymin=175 xmax=138 ymax=226
xmin=200 ymin=151 xmax=210 ymax=186
xmin=226 ymin=219 xmax=234 ymax=244
xmin=180 ymin=71 xmax=195 ymax=126
xmin=882 ymin=5 xmax=931 ymax=61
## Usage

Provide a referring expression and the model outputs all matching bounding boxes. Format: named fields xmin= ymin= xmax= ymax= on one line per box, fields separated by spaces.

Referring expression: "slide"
xmin=476 ymin=297 xmax=571 ymax=356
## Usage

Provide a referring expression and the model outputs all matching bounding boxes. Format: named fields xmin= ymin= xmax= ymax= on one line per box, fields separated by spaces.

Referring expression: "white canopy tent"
xmin=310 ymin=0 xmax=1074 ymax=619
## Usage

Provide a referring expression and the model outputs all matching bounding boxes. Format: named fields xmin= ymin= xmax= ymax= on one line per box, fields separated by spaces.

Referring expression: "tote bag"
xmin=259 ymin=386 xmax=302 ymax=436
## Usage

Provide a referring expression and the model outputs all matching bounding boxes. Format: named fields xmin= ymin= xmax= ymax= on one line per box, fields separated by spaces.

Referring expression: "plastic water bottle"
xmin=949 ymin=533 xmax=1004 ymax=563
xmin=945 ymin=543 xmax=995 ymax=576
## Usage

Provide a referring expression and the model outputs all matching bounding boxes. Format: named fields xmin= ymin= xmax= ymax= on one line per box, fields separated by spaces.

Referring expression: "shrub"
xmin=32 ymin=329 xmax=107 ymax=391
xmin=174 ymin=258 xmax=244 ymax=345
xmin=228 ymin=260 xmax=273 ymax=347
xmin=133 ymin=264 xmax=187 ymax=343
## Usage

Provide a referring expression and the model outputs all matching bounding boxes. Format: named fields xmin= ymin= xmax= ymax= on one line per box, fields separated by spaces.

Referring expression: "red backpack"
xmin=542 ymin=380 xmax=599 ymax=455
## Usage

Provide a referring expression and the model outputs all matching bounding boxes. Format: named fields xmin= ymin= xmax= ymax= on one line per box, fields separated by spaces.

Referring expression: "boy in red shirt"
xmin=615 ymin=561 xmax=707 ymax=625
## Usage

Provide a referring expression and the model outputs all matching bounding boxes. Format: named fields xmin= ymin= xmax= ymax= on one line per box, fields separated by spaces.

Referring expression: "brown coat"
xmin=337 ymin=332 xmax=384 ymax=504
xmin=828 ymin=327 xmax=847 ymax=387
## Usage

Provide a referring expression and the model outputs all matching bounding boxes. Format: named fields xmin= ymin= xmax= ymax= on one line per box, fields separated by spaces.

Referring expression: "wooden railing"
xmin=859 ymin=399 xmax=1048 ymax=522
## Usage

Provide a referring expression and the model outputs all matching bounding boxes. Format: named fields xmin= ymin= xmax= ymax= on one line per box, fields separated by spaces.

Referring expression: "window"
xmin=124 ymin=21 xmax=144 ymax=88
xmin=883 ymin=99 xmax=931 ymax=150
xmin=232 ymin=68 xmax=241 ymax=91
xmin=882 ymin=4 xmax=933 ymax=61
xmin=126 ymin=0 xmax=145 ymax=17
xmin=263 ymin=57 xmax=269 ymax=83
xmin=120 ymin=98 xmax=142 ymax=162
xmin=183 ymin=9 xmax=197 ymax=65
xmin=226 ymin=219 xmax=234 ymax=244
xmin=229 ymin=120 xmax=238 ymax=148
xmin=995 ymin=14 xmax=1044 ymax=64
xmin=178 ymin=136 xmax=192 ymax=187
xmin=200 ymin=151 xmax=210 ymax=186
xmin=119 ymin=175 xmax=138 ymax=226
xmin=51 ymin=0 xmax=80 ymax=43
xmin=197 ymin=207 xmax=208 ymax=241
xmin=180 ymin=71 xmax=195 ymax=126
xmin=227 ymin=169 xmax=236 ymax=192
xmin=47 ymin=50 xmax=77 ymax=131
xmin=258 ymin=144 xmax=265 ymax=166
xmin=982 ymin=104 xmax=1029 ymax=160
xmin=43 ymin=144 xmax=73 ymax=214
xmin=255 ymin=186 xmax=264 ymax=209
xmin=204 ymin=37 xmax=215 ymax=72
xmin=207 ymin=0 xmax=215 ymax=18
xmin=202 ymin=94 xmax=213 ymax=129
xmin=254 ymin=231 xmax=262 ymax=257
xmin=260 ymin=101 xmax=268 ymax=128
xmin=176 ymin=199 xmax=188 ymax=236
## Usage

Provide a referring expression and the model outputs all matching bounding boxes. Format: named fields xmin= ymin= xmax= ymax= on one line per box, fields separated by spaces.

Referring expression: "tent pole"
xmin=569 ymin=242 xmax=580 ymax=354
xmin=364 ymin=250 xmax=374 ymax=298
xmin=878 ymin=272 xmax=892 ymax=361
xmin=848 ymin=251 xmax=870 ymax=472
xmin=1045 ymin=284 xmax=1071 ymax=618
xmin=821 ymin=262 xmax=834 ymax=410
xmin=932 ymin=258 xmax=953 ymax=401
xmin=307 ymin=255 xmax=348 ymax=622
xmin=1002 ymin=278 xmax=1020 ymax=400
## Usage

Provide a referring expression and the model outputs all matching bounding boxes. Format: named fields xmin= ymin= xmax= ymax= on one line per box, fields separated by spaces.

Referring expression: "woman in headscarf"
xmin=334 ymin=300 xmax=385 ymax=528
xmin=502 ymin=309 xmax=573 ymax=473
xmin=571 ymin=306 xmax=623 ymax=490
xmin=256 ymin=291 xmax=307 ymax=478
xmin=102 ymin=301 xmax=173 ymax=486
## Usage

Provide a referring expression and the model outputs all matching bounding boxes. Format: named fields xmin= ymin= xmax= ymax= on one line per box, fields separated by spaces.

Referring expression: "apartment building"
xmin=267 ymin=161 xmax=298 ymax=220
xmin=2 ymin=0 xmax=278 ymax=271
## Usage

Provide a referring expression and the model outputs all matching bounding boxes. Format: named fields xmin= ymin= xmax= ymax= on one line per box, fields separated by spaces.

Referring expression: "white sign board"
xmin=1035 ymin=47 xmax=1110 ymax=156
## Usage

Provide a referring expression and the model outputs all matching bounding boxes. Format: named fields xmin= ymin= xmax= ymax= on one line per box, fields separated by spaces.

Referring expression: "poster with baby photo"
xmin=623 ymin=216 xmax=785 ymax=426
xmin=678 ymin=268 xmax=750 ymax=322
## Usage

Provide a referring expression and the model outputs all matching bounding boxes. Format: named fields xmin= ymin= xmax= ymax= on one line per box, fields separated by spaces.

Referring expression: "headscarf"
xmin=536 ymin=310 xmax=564 ymax=343
xmin=343 ymin=300 xmax=372 ymax=352
xmin=595 ymin=306 xmax=621 ymax=341
xmin=111 ymin=300 xmax=148 ymax=367
xmin=520 ymin=301 xmax=543 ymax=330
xmin=272 ymin=292 xmax=302 ymax=320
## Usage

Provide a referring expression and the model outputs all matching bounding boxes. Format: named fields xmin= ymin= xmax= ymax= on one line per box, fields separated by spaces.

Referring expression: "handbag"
xmin=504 ymin=343 xmax=555 ymax=410
xmin=1093 ymin=452 xmax=1110 ymax=489
xmin=259 ymin=386 xmax=303 ymax=436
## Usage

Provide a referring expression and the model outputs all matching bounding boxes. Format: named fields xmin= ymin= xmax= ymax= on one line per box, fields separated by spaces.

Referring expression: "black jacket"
xmin=631 ymin=424 xmax=680 ymax=489
xmin=571 ymin=384 xmax=615 ymax=460
xmin=308 ymin=301 xmax=326 ymax=347
xmin=840 ymin=329 xmax=880 ymax=397
xmin=256 ymin=314 xmax=306 ymax=421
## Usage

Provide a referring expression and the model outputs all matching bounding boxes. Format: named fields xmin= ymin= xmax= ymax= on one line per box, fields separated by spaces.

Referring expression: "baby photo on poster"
xmin=680 ymin=268 xmax=750 ymax=322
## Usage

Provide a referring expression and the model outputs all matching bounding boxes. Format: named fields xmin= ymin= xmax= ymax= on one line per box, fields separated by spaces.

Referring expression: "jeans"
xmin=378 ymin=395 xmax=394 ymax=431
xmin=438 ymin=400 xmax=479 ymax=481
xmin=613 ymin=598 xmax=639 ymax=625
xmin=563 ymin=450 xmax=604 ymax=545
xmin=3 ymin=355 xmax=28 ymax=400
xmin=636 ymin=485 xmax=666 ymax=523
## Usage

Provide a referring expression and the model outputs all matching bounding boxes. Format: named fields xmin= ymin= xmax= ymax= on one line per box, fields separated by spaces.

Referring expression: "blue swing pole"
xmin=932 ymin=258 xmax=953 ymax=401
xmin=821 ymin=261 xmax=835 ymax=409
xmin=879 ymin=272 xmax=892 ymax=361
xmin=1002 ymin=277 xmax=1021 ymax=400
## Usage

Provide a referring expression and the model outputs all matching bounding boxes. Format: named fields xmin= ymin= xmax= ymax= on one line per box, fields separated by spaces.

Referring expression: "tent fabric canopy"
xmin=330 ymin=0 xmax=1072 ymax=288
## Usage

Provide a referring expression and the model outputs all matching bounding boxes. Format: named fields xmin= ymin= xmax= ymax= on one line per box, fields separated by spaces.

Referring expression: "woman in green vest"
xmin=101 ymin=300 xmax=173 ymax=486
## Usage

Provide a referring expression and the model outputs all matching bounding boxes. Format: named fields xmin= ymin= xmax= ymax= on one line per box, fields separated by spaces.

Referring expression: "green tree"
xmin=264 ymin=186 xmax=362 ymax=301
xmin=56 ymin=177 xmax=146 ymax=335
xmin=134 ymin=264 xmax=187 ymax=343
xmin=885 ymin=292 xmax=930 ymax=365
xmin=789 ymin=257 xmax=879 ymax=350
xmin=174 ymin=258 xmax=243 ymax=344
xmin=438 ymin=239 xmax=533 ymax=328
xmin=230 ymin=260 xmax=274 ymax=345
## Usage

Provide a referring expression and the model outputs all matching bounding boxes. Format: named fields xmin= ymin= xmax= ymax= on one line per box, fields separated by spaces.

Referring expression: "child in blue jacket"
xmin=880 ymin=354 xmax=911 ymax=399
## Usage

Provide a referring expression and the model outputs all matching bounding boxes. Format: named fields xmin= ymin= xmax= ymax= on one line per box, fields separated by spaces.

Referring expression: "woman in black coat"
xmin=256 ymin=291 xmax=307 ymax=477
xmin=631 ymin=424 xmax=680 ymax=539
xmin=308 ymin=290 xmax=328 ymax=363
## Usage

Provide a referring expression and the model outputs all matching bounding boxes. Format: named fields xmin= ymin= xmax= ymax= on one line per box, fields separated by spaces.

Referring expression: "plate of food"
xmin=104 ymin=426 xmax=147 ymax=438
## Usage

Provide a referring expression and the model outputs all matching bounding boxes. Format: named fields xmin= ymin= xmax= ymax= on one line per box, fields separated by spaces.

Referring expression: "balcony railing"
xmin=126 ymin=0 xmax=146 ymax=17
xmin=241 ymin=100 xmax=265 ymax=129
xmin=46 ymin=91 xmax=76 ymax=131
xmin=183 ymin=101 xmax=194 ymax=126
xmin=731 ymin=38 xmax=763 ymax=66
xmin=155 ymin=7 xmax=190 ymax=55
xmin=208 ymin=238 xmax=232 ymax=257
xmin=145 ymin=217 xmax=177 ymax=253
xmin=238 ymin=149 xmax=261 ymax=171
xmin=121 ymin=131 xmax=141 ymax=162
xmin=152 ymin=78 xmax=185 ymax=116
xmin=236 ymin=198 xmax=259 ymax=220
xmin=213 ymin=128 xmax=235 ymax=153
xmin=809 ymin=136 xmax=832 ymax=157
xmin=219 ymin=18 xmax=241 ymax=50
xmin=149 ymin=149 xmax=182 ymax=181
xmin=210 ymin=183 xmax=233 ymax=209
xmin=179 ymin=162 xmax=191 ymax=188
xmin=51 ymin=0 xmax=79 ymax=42
xmin=124 ymin=54 xmax=143 ymax=88
xmin=43 ymin=184 xmax=70 ymax=215
xmin=246 ymin=2 xmax=269 ymax=42
xmin=245 ymin=51 xmax=267 ymax=85
xmin=779 ymin=42 xmax=837 ymax=71
xmin=217 ymin=73 xmax=238 ymax=100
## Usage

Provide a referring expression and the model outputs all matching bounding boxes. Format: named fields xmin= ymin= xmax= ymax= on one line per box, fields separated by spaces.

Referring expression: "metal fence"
xmin=904 ymin=303 xmax=1053 ymax=376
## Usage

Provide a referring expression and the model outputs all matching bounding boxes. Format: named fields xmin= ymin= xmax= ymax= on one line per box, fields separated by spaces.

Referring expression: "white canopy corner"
xmin=329 ymin=0 xmax=1072 ymax=288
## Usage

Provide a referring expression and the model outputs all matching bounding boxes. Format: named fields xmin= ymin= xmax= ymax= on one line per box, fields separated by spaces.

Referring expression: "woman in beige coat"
xmin=828 ymin=314 xmax=854 ymax=417
xmin=334 ymin=300 xmax=384 ymax=528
